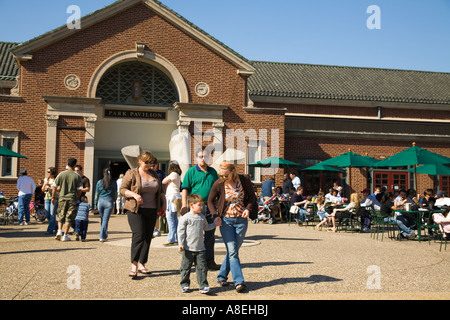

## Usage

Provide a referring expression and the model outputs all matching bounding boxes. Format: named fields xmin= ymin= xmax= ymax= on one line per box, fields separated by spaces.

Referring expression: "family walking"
xmin=119 ymin=148 xmax=254 ymax=294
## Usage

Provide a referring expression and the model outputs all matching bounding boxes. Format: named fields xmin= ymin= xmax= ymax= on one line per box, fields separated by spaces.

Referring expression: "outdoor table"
xmin=395 ymin=209 xmax=442 ymax=242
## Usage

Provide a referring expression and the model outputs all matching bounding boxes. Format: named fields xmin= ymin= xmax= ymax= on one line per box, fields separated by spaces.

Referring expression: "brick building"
xmin=1 ymin=0 xmax=449 ymax=201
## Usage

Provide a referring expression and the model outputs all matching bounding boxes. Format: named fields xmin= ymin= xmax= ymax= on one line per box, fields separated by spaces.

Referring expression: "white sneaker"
xmin=55 ymin=230 xmax=63 ymax=241
xmin=182 ymin=287 xmax=190 ymax=293
xmin=199 ymin=287 xmax=210 ymax=294
xmin=153 ymin=229 xmax=161 ymax=237
xmin=61 ymin=234 xmax=71 ymax=241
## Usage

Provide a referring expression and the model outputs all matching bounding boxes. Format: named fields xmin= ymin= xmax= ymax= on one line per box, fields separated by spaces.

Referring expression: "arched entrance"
xmin=91 ymin=51 xmax=185 ymax=182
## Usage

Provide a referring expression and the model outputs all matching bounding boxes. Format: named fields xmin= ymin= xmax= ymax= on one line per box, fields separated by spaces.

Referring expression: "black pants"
xmin=127 ymin=208 xmax=158 ymax=264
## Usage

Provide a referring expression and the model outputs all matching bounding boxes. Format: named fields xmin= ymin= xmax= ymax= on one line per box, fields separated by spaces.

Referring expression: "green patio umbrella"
xmin=320 ymin=151 xmax=378 ymax=168
xmin=374 ymin=143 xmax=450 ymax=189
xmin=406 ymin=163 xmax=450 ymax=176
xmin=0 ymin=146 xmax=27 ymax=159
xmin=248 ymin=156 xmax=301 ymax=169
xmin=374 ymin=143 xmax=450 ymax=168
xmin=248 ymin=156 xmax=301 ymax=181
xmin=319 ymin=151 xmax=378 ymax=191
xmin=303 ymin=163 xmax=342 ymax=172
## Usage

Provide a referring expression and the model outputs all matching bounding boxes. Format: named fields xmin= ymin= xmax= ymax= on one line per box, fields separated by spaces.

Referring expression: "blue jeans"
xmin=75 ymin=219 xmax=89 ymax=240
xmin=98 ymin=198 xmax=114 ymax=240
xmin=18 ymin=193 xmax=32 ymax=223
xmin=45 ymin=198 xmax=58 ymax=233
xmin=296 ymin=208 xmax=307 ymax=222
xmin=395 ymin=214 xmax=416 ymax=237
xmin=166 ymin=198 xmax=178 ymax=243
xmin=218 ymin=216 xmax=248 ymax=286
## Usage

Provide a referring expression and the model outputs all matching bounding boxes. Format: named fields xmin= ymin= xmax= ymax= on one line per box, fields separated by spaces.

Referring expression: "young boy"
xmin=75 ymin=195 xmax=91 ymax=242
xmin=177 ymin=194 xmax=218 ymax=294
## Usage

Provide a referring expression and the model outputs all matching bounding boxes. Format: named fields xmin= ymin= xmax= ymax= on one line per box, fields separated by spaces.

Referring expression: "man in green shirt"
xmin=52 ymin=158 xmax=83 ymax=241
xmin=181 ymin=148 xmax=220 ymax=270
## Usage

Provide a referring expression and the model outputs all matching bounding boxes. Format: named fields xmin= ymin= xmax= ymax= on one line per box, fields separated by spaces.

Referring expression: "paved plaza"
xmin=0 ymin=214 xmax=449 ymax=301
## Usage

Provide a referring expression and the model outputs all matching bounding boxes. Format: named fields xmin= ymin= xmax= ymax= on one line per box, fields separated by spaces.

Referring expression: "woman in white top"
xmin=162 ymin=161 xmax=182 ymax=246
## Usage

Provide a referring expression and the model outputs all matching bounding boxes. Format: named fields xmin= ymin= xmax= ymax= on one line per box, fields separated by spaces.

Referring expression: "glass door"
xmin=373 ymin=171 xmax=409 ymax=193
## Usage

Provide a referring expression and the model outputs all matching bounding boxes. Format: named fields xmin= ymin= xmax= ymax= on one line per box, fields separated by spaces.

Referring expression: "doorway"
xmin=373 ymin=171 xmax=409 ymax=194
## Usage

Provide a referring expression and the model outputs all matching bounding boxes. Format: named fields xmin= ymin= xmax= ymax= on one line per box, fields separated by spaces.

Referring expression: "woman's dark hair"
xmin=380 ymin=192 xmax=394 ymax=204
xmin=102 ymin=168 xmax=113 ymax=190
xmin=168 ymin=161 xmax=182 ymax=176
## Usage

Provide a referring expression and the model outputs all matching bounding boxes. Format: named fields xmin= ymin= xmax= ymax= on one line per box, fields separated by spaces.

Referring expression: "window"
xmin=440 ymin=176 xmax=450 ymax=198
xmin=96 ymin=61 xmax=178 ymax=106
xmin=0 ymin=131 xmax=19 ymax=178
xmin=246 ymin=139 xmax=261 ymax=182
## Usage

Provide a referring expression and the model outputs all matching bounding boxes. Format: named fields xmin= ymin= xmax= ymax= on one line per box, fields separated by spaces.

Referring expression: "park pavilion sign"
xmin=104 ymin=108 xmax=167 ymax=120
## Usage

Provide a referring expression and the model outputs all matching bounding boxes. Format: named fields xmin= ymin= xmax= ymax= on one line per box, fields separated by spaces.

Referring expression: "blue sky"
xmin=1 ymin=0 xmax=449 ymax=72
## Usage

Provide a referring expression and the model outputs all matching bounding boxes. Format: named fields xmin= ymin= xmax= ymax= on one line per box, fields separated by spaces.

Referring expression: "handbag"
xmin=289 ymin=206 xmax=299 ymax=214
xmin=250 ymin=199 xmax=259 ymax=220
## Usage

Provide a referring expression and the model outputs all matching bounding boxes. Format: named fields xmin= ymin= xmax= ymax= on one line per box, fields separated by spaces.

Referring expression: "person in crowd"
xmin=435 ymin=190 xmax=450 ymax=210
xmin=332 ymin=181 xmax=343 ymax=197
xmin=325 ymin=188 xmax=334 ymax=203
xmin=52 ymin=158 xmax=83 ymax=241
xmin=330 ymin=189 xmax=343 ymax=205
xmin=282 ymin=173 xmax=293 ymax=197
xmin=371 ymin=187 xmax=383 ymax=203
xmin=16 ymin=168 xmax=36 ymax=226
xmin=359 ymin=188 xmax=380 ymax=233
xmin=290 ymin=172 xmax=301 ymax=190
xmin=162 ymin=161 xmax=182 ymax=246
xmin=94 ymin=168 xmax=117 ymax=242
xmin=261 ymin=177 xmax=275 ymax=200
xmin=116 ymin=173 xmax=125 ymax=214
xmin=393 ymin=189 xmax=417 ymax=239
xmin=75 ymin=195 xmax=91 ymax=242
xmin=153 ymin=162 xmax=167 ymax=238
xmin=181 ymin=147 xmax=220 ymax=271
xmin=407 ymin=189 xmax=420 ymax=207
xmin=420 ymin=189 xmax=435 ymax=209
xmin=208 ymin=161 xmax=256 ymax=293
xmin=328 ymin=193 xmax=360 ymax=232
xmin=178 ymin=193 xmax=219 ymax=294
xmin=291 ymin=188 xmax=311 ymax=226
xmin=42 ymin=167 xmax=59 ymax=234
xmin=120 ymin=150 xmax=166 ymax=279
xmin=315 ymin=196 xmax=330 ymax=230
xmin=74 ymin=165 xmax=90 ymax=200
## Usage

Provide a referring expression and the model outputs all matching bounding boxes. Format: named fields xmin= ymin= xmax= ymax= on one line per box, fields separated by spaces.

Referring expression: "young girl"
xmin=315 ymin=196 xmax=329 ymax=231
xmin=162 ymin=161 xmax=182 ymax=246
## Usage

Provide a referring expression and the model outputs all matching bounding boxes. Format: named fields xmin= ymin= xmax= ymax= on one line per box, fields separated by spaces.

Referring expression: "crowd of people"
xmin=7 ymin=154 xmax=450 ymax=294
xmin=259 ymin=173 xmax=450 ymax=239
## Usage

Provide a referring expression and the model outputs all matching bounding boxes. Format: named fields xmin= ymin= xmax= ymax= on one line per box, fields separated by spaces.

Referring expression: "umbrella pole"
xmin=414 ymin=165 xmax=417 ymax=190
xmin=348 ymin=166 xmax=352 ymax=195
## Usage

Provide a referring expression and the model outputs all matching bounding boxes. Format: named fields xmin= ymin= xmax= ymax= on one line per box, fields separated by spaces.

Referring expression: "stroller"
xmin=30 ymin=199 xmax=46 ymax=222
xmin=251 ymin=195 xmax=282 ymax=225
xmin=2 ymin=197 xmax=19 ymax=225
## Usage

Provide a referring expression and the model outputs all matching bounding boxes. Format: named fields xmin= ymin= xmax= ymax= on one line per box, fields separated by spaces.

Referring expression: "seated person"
xmin=290 ymin=187 xmax=308 ymax=225
xmin=420 ymin=189 xmax=436 ymax=210
xmin=328 ymin=193 xmax=360 ymax=232
xmin=324 ymin=188 xmax=333 ymax=203
xmin=393 ymin=189 xmax=417 ymax=239
xmin=330 ymin=189 xmax=344 ymax=205
xmin=435 ymin=190 xmax=450 ymax=211
xmin=433 ymin=211 xmax=450 ymax=238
